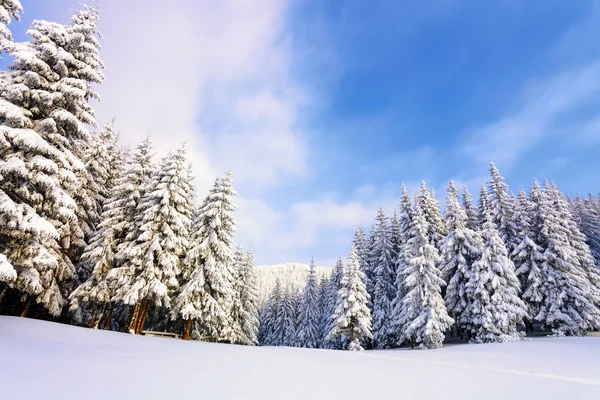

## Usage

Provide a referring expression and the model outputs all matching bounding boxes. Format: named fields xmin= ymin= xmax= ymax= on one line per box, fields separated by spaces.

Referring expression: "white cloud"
xmin=79 ymin=0 xmax=311 ymax=196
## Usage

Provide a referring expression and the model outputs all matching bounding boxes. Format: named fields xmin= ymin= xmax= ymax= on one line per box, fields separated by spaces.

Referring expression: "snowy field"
xmin=1 ymin=317 xmax=599 ymax=399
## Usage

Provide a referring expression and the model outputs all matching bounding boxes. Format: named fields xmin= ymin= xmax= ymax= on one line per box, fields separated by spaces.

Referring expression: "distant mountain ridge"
xmin=255 ymin=263 xmax=332 ymax=305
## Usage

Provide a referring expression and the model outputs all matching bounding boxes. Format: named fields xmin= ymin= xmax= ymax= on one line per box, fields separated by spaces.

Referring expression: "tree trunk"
xmin=135 ymin=300 xmax=150 ymax=334
xmin=411 ymin=336 xmax=415 ymax=350
xmin=126 ymin=303 xmax=140 ymax=333
xmin=20 ymin=297 xmax=33 ymax=318
xmin=88 ymin=304 xmax=99 ymax=328
xmin=103 ymin=303 xmax=115 ymax=330
xmin=182 ymin=319 xmax=193 ymax=340
xmin=94 ymin=303 xmax=108 ymax=329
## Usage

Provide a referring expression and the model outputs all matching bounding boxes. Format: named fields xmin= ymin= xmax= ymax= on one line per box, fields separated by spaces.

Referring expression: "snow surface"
xmin=1 ymin=316 xmax=599 ymax=399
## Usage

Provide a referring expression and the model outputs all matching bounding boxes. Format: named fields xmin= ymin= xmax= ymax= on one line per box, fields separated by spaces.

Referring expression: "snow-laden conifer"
xmin=240 ymin=250 xmax=260 ymax=345
xmin=0 ymin=0 xmax=22 ymax=54
xmin=352 ymin=225 xmax=370 ymax=288
xmin=487 ymin=163 xmax=518 ymax=256
xmin=397 ymin=200 xmax=453 ymax=349
xmin=275 ymin=286 xmax=298 ymax=347
xmin=462 ymin=186 xmax=479 ymax=230
xmin=328 ymin=247 xmax=372 ymax=351
xmin=571 ymin=195 xmax=600 ymax=267
xmin=297 ymin=259 xmax=321 ymax=348
xmin=477 ymin=185 xmax=489 ymax=227
xmin=116 ymin=147 xmax=193 ymax=334
xmin=390 ymin=211 xmax=402 ymax=269
xmin=440 ymin=181 xmax=482 ymax=332
xmin=0 ymin=13 xmax=98 ymax=315
xmin=171 ymin=172 xmax=237 ymax=341
xmin=417 ymin=182 xmax=447 ymax=247
xmin=550 ymin=184 xmax=600 ymax=314
xmin=370 ymin=207 xmax=396 ymax=349
xmin=262 ymin=279 xmax=283 ymax=346
xmin=527 ymin=182 xmax=600 ymax=335
xmin=511 ymin=188 xmax=544 ymax=328
xmin=391 ymin=185 xmax=414 ymax=342
xmin=230 ymin=248 xmax=260 ymax=345
xmin=323 ymin=257 xmax=344 ymax=349
xmin=464 ymin=209 xmax=527 ymax=343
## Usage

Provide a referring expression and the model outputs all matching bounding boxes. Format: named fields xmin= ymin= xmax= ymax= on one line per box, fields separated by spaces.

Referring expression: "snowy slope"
xmin=256 ymin=263 xmax=331 ymax=304
xmin=1 ymin=317 xmax=599 ymax=399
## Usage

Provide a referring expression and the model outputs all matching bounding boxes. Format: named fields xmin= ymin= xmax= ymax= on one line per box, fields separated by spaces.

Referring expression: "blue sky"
xmin=8 ymin=0 xmax=600 ymax=265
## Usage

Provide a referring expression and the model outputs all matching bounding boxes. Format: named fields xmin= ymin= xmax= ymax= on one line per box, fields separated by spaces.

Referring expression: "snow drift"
xmin=1 ymin=316 xmax=599 ymax=399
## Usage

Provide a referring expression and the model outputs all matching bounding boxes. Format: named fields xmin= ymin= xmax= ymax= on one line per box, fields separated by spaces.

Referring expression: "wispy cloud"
xmin=461 ymin=61 xmax=600 ymax=169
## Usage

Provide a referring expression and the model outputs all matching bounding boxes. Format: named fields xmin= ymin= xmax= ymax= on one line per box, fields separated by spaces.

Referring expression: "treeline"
xmin=0 ymin=1 xmax=260 ymax=345
xmin=259 ymin=164 xmax=600 ymax=350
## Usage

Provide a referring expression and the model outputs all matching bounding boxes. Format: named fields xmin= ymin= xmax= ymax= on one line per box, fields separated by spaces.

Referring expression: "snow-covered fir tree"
xmin=352 ymin=225 xmax=370 ymax=292
xmin=369 ymin=207 xmax=396 ymax=349
xmin=462 ymin=186 xmax=479 ymax=230
xmin=230 ymin=248 xmax=260 ymax=345
xmin=511 ymin=187 xmax=544 ymax=330
xmin=390 ymin=211 xmax=402 ymax=271
xmin=171 ymin=172 xmax=237 ymax=341
xmin=0 ymin=10 xmax=107 ymax=316
xmin=396 ymin=200 xmax=453 ymax=349
xmin=115 ymin=147 xmax=194 ymax=334
xmin=464 ymin=209 xmax=527 ymax=343
xmin=417 ymin=182 xmax=447 ymax=247
xmin=240 ymin=250 xmax=260 ymax=345
xmin=487 ymin=163 xmax=519 ymax=256
xmin=571 ymin=195 xmax=600 ymax=267
xmin=390 ymin=184 xmax=414 ymax=342
xmin=230 ymin=247 xmax=247 ymax=344
xmin=0 ymin=0 xmax=22 ymax=54
xmin=327 ymin=247 xmax=372 ymax=351
xmin=477 ymin=185 xmax=489 ymax=227
xmin=532 ymin=182 xmax=600 ymax=335
xmin=276 ymin=286 xmax=298 ymax=347
xmin=297 ymin=259 xmax=322 ymax=348
xmin=261 ymin=279 xmax=283 ymax=346
xmin=440 ymin=181 xmax=482 ymax=334
xmin=550 ymin=184 xmax=600 ymax=313
xmin=323 ymin=257 xmax=344 ymax=349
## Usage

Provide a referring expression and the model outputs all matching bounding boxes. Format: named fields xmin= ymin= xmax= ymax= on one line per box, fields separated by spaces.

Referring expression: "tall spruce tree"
xmin=262 ymin=279 xmax=283 ymax=346
xmin=529 ymin=182 xmax=600 ymax=335
xmin=571 ymin=195 xmax=600 ymax=267
xmin=397 ymin=200 xmax=453 ymax=349
xmin=391 ymin=184 xmax=414 ymax=343
xmin=323 ymin=257 xmax=344 ymax=349
xmin=551 ymin=184 xmax=600 ymax=314
xmin=477 ymin=185 xmax=489 ymax=228
xmin=390 ymin=211 xmax=402 ymax=271
xmin=417 ymin=182 xmax=447 ymax=247
xmin=352 ymin=225 xmax=370 ymax=298
xmin=370 ymin=207 xmax=396 ymax=349
xmin=511 ymin=188 xmax=544 ymax=330
xmin=171 ymin=172 xmax=237 ymax=341
xmin=117 ymin=147 xmax=194 ymax=334
xmin=0 ymin=7 xmax=105 ymax=316
xmin=328 ymin=247 xmax=372 ymax=351
xmin=297 ymin=259 xmax=321 ymax=348
xmin=464 ymin=209 xmax=527 ymax=343
xmin=462 ymin=186 xmax=479 ymax=230
xmin=240 ymin=250 xmax=260 ymax=345
xmin=487 ymin=163 xmax=518 ymax=257
xmin=440 ymin=181 xmax=483 ymax=334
